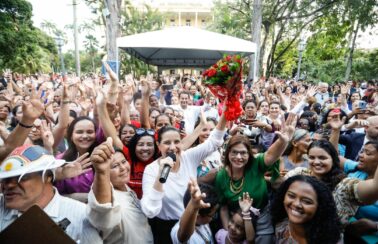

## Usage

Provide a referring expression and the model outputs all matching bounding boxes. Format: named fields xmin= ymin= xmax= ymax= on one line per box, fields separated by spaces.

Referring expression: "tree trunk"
xmin=259 ymin=21 xmax=270 ymax=76
xmin=345 ymin=20 xmax=359 ymax=81
xmin=91 ymin=54 xmax=95 ymax=73
xmin=248 ymin=0 xmax=262 ymax=82
xmin=104 ymin=0 xmax=122 ymax=61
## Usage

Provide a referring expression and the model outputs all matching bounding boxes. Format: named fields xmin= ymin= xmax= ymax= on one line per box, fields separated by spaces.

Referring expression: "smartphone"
xmin=358 ymin=101 xmax=367 ymax=110
xmin=162 ymin=84 xmax=174 ymax=90
xmin=179 ymin=121 xmax=185 ymax=130
xmin=241 ymin=118 xmax=257 ymax=125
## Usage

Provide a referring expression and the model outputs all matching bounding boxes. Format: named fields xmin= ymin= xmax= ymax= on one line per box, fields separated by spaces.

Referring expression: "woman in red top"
xmin=96 ymin=91 xmax=160 ymax=198
xmin=122 ymin=128 xmax=158 ymax=198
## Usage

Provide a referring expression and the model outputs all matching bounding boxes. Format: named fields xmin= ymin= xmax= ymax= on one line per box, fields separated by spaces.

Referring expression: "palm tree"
xmin=83 ymin=34 xmax=99 ymax=72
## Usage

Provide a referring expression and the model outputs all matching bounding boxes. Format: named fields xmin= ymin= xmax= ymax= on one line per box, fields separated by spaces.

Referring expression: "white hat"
xmin=0 ymin=145 xmax=65 ymax=181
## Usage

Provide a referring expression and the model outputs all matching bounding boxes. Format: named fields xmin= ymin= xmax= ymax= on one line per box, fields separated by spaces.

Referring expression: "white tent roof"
xmin=117 ymin=27 xmax=256 ymax=68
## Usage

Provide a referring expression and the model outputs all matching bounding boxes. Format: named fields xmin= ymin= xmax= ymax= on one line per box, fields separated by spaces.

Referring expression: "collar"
xmin=3 ymin=187 xmax=61 ymax=220
xmin=363 ymin=136 xmax=370 ymax=145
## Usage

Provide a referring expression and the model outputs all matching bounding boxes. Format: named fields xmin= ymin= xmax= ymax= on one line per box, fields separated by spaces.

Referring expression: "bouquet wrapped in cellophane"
xmin=202 ymin=54 xmax=243 ymax=121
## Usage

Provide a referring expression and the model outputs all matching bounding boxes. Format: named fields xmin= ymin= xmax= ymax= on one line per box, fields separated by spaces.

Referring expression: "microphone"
xmin=159 ymin=152 xmax=176 ymax=183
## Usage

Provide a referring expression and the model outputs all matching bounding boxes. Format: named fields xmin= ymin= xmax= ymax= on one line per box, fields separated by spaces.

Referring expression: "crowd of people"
xmin=0 ymin=64 xmax=377 ymax=244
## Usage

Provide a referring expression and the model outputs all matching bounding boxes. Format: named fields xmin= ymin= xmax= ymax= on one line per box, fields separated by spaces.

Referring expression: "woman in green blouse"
xmin=201 ymin=113 xmax=296 ymax=242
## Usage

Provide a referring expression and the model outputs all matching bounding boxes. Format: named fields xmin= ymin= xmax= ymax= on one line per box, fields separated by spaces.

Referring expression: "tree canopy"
xmin=0 ymin=0 xmax=58 ymax=74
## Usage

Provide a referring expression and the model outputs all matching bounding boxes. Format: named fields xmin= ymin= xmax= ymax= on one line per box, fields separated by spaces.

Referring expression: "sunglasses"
xmin=136 ymin=128 xmax=155 ymax=136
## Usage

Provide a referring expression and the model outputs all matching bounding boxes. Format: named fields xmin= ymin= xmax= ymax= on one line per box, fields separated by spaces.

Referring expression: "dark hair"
xmin=155 ymin=113 xmax=173 ymax=127
xmin=191 ymin=117 xmax=217 ymax=147
xmin=307 ymin=140 xmax=345 ymax=191
xmin=280 ymin=104 xmax=287 ymax=111
xmin=162 ymin=106 xmax=174 ymax=114
xmin=313 ymin=128 xmax=331 ymax=141
xmin=157 ymin=126 xmax=180 ymax=143
xmin=365 ymin=140 xmax=378 ymax=151
xmin=257 ymin=100 xmax=269 ymax=110
xmin=269 ymin=101 xmax=280 ymax=107
xmin=55 ymin=109 xmax=77 ymax=124
xmin=320 ymin=108 xmax=348 ymax=126
xmin=10 ymin=104 xmax=22 ymax=128
xmin=128 ymin=132 xmax=158 ymax=163
xmin=224 ymin=135 xmax=254 ymax=174
xmin=183 ymin=183 xmax=218 ymax=216
xmin=62 ymin=116 xmax=98 ymax=161
xmin=300 ymin=111 xmax=318 ymax=132
xmin=133 ymin=92 xmax=142 ymax=104
xmin=242 ymin=99 xmax=256 ymax=110
xmin=118 ymin=123 xmax=137 ymax=140
xmin=149 ymin=107 xmax=161 ymax=116
xmin=271 ymin=175 xmax=341 ymax=244
xmin=348 ymin=91 xmax=361 ymax=102
xmin=179 ymin=91 xmax=190 ymax=98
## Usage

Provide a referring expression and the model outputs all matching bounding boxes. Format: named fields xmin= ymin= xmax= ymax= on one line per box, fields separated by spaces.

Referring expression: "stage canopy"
xmin=117 ymin=27 xmax=256 ymax=69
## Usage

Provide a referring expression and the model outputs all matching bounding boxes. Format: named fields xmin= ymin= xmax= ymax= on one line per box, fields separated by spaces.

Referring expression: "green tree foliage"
xmin=119 ymin=2 xmax=163 ymax=77
xmin=211 ymin=0 xmax=377 ymax=82
xmin=0 ymin=0 xmax=58 ymax=73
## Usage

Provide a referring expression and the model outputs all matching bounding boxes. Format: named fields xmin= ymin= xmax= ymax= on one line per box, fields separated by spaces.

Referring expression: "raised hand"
xmin=90 ymin=137 xmax=115 ymax=174
xmin=275 ymin=113 xmax=297 ymax=142
xmin=21 ymin=98 xmax=44 ymax=125
xmin=188 ymin=178 xmax=210 ymax=210
xmin=140 ymin=78 xmax=151 ymax=97
xmin=103 ymin=61 xmax=118 ymax=82
xmin=95 ymin=90 xmax=107 ymax=107
xmin=306 ymin=86 xmax=318 ymax=99
xmin=40 ymin=120 xmax=54 ymax=151
xmin=239 ymin=192 xmax=253 ymax=213
xmin=199 ymin=107 xmax=207 ymax=126
xmin=328 ymin=115 xmax=346 ymax=130
xmin=157 ymin=155 xmax=175 ymax=177
xmin=340 ymin=85 xmax=350 ymax=95
xmin=60 ymin=152 xmax=92 ymax=179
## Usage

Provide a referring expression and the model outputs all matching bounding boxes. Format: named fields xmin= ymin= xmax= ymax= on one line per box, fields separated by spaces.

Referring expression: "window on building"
xmin=186 ymin=19 xmax=191 ymax=26
xmin=170 ymin=19 xmax=175 ymax=27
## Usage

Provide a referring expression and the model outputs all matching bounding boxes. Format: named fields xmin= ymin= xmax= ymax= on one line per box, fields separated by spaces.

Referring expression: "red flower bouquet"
xmin=203 ymin=55 xmax=243 ymax=121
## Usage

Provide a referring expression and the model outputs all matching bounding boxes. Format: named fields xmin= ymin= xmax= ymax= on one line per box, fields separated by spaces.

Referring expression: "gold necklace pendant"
xmin=229 ymin=177 xmax=244 ymax=194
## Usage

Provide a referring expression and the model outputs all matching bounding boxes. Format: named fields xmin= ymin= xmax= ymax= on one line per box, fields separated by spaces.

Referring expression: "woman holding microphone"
xmin=141 ymin=106 xmax=227 ymax=243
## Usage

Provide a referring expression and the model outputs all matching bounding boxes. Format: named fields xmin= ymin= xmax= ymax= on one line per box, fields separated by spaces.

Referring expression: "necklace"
xmin=229 ymin=176 xmax=244 ymax=194
xmin=195 ymin=226 xmax=211 ymax=244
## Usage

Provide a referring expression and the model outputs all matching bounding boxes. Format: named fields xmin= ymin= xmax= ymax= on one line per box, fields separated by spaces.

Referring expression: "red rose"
xmin=213 ymin=64 xmax=218 ymax=68
xmin=207 ymin=69 xmax=217 ymax=77
xmin=225 ymin=55 xmax=231 ymax=61
xmin=221 ymin=65 xmax=229 ymax=73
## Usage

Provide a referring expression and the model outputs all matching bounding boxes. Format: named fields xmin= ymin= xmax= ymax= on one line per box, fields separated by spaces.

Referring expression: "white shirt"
xmin=87 ymin=185 xmax=153 ymax=243
xmin=315 ymin=92 xmax=330 ymax=105
xmin=203 ymin=104 xmax=220 ymax=121
xmin=0 ymin=188 xmax=101 ymax=244
xmin=170 ymin=105 xmax=202 ymax=134
xmin=171 ymin=221 xmax=213 ymax=244
xmin=141 ymin=128 xmax=225 ymax=220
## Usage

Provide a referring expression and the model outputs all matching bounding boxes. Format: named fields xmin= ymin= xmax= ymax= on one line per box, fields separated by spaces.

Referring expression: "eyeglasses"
xmin=136 ymin=128 xmax=155 ymax=136
xmin=230 ymin=150 xmax=249 ymax=157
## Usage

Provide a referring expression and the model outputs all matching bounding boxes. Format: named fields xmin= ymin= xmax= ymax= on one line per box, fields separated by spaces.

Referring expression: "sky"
xmin=27 ymin=0 xmax=378 ymax=51
xmin=28 ymin=0 xmax=102 ymax=51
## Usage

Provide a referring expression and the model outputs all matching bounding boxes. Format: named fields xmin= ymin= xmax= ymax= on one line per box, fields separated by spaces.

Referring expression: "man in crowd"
xmin=315 ymin=82 xmax=330 ymax=106
xmin=0 ymin=145 xmax=101 ymax=243
xmin=340 ymin=115 xmax=378 ymax=160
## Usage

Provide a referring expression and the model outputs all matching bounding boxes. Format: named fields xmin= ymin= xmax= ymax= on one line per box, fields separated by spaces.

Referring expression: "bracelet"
xmin=242 ymin=217 xmax=252 ymax=220
xmin=18 ymin=122 xmax=33 ymax=128
xmin=241 ymin=211 xmax=250 ymax=216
